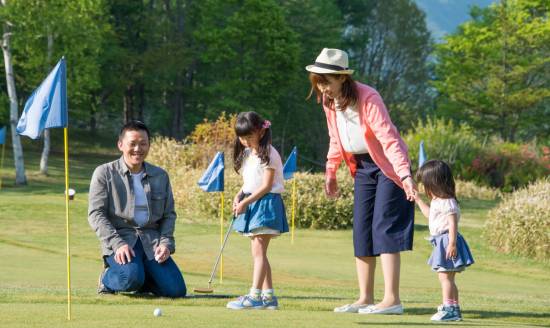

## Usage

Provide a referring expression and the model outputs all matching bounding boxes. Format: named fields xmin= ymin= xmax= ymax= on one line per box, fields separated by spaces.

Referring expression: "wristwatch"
xmin=400 ymin=174 xmax=412 ymax=182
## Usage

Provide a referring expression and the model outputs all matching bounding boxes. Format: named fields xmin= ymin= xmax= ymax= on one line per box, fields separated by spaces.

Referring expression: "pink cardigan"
xmin=324 ymin=82 xmax=411 ymax=189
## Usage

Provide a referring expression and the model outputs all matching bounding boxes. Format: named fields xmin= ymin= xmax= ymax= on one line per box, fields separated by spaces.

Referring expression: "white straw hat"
xmin=306 ymin=48 xmax=354 ymax=75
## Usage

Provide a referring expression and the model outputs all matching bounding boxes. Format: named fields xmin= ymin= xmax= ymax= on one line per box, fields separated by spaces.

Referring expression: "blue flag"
xmin=283 ymin=146 xmax=297 ymax=180
xmin=0 ymin=126 xmax=5 ymax=145
xmin=16 ymin=58 xmax=68 ymax=139
xmin=198 ymin=152 xmax=224 ymax=192
xmin=419 ymin=140 xmax=427 ymax=168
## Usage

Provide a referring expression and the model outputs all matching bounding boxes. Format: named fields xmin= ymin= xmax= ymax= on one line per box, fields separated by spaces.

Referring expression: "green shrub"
xmin=468 ymin=141 xmax=550 ymax=192
xmin=282 ymin=170 xmax=354 ymax=229
xmin=484 ymin=178 xmax=550 ymax=261
xmin=455 ymin=180 xmax=501 ymax=200
xmin=150 ymin=136 xmax=501 ymax=230
xmin=404 ymin=117 xmax=482 ymax=178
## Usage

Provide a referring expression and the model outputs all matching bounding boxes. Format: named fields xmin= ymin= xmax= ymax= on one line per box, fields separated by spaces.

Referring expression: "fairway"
xmin=0 ymin=149 xmax=549 ymax=328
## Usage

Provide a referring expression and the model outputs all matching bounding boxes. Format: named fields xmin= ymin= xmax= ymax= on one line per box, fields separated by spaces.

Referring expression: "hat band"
xmin=314 ymin=61 xmax=348 ymax=71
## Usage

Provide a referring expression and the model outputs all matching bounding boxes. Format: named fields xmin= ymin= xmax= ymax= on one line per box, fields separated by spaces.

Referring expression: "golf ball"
xmin=153 ymin=308 xmax=162 ymax=317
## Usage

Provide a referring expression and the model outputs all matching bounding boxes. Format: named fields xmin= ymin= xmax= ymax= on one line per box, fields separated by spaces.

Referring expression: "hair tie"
xmin=262 ymin=120 xmax=271 ymax=129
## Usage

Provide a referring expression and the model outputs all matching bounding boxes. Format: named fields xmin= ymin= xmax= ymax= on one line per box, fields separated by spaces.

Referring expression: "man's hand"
xmin=115 ymin=244 xmax=135 ymax=265
xmin=154 ymin=244 xmax=170 ymax=263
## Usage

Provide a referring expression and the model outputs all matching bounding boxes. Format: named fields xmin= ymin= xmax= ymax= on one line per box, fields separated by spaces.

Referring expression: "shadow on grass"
xmin=356 ymin=323 xmax=505 ymax=326
xmin=354 ymin=308 xmax=550 ymax=326
xmin=407 ymin=307 xmax=550 ymax=320
xmin=120 ymin=292 xmax=238 ymax=300
xmin=466 ymin=309 xmax=550 ymax=320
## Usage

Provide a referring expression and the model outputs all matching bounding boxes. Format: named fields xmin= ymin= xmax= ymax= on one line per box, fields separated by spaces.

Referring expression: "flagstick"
xmin=0 ymin=142 xmax=5 ymax=191
xmin=219 ymin=192 xmax=224 ymax=283
xmin=291 ymin=178 xmax=296 ymax=244
xmin=63 ymin=127 xmax=71 ymax=320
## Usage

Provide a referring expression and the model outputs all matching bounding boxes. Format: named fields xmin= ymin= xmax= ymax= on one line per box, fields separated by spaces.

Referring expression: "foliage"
xmin=433 ymin=0 xmax=550 ymax=141
xmin=485 ymin=177 xmax=550 ymax=261
xmin=469 ymin=140 xmax=550 ymax=191
xmin=338 ymin=0 xmax=434 ymax=130
xmin=149 ymin=135 xmax=502 ymax=230
xmin=404 ymin=117 xmax=482 ymax=178
xmin=187 ymin=112 xmax=236 ymax=168
xmin=456 ymin=180 xmax=501 ymax=200
xmin=4 ymin=0 xmax=109 ymax=124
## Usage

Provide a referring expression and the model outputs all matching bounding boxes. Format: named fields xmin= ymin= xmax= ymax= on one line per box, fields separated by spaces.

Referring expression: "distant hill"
xmin=414 ymin=0 xmax=496 ymax=41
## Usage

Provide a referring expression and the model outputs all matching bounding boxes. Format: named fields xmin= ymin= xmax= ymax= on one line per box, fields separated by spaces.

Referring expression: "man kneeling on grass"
xmin=88 ymin=120 xmax=186 ymax=297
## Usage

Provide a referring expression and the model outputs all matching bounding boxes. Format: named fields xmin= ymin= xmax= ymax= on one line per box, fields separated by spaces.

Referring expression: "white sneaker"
xmin=334 ymin=303 xmax=373 ymax=313
xmin=358 ymin=304 xmax=404 ymax=315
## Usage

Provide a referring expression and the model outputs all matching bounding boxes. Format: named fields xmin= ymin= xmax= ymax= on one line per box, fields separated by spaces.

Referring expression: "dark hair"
xmin=119 ymin=120 xmax=150 ymax=142
xmin=233 ymin=111 xmax=272 ymax=173
xmin=416 ymin=160 xmax=457 ymax=200
xmin=306 ymin=73 xmax=358 ymax=110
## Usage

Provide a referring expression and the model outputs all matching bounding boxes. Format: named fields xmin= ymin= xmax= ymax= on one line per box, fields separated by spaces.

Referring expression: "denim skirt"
xmin=427 ymin=232 xmax=474 ymax=272
xmin=233 ymin=193 xmax=289 ymax=234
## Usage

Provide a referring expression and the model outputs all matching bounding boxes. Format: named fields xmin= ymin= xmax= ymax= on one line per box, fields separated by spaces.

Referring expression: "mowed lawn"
xmin=0 ymin=142 xmax=549 ymax=327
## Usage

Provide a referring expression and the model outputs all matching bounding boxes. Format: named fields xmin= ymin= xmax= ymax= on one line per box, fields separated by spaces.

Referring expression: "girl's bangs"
xmin=235 ymin=119 xmax=256 ymax=137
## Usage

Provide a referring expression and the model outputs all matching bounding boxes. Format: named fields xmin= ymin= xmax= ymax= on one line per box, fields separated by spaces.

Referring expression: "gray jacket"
xmin=88 ymin=157 xmax=177 ymax=260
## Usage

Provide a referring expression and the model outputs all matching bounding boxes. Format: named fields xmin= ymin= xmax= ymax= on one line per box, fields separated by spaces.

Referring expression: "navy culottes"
xmin=353 ymin=153 xmax=414 ymax=257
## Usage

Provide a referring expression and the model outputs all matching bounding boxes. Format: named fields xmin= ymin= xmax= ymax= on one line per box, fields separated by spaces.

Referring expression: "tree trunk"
xmin=89 ymin=102 xmax=97 ymax=135
xmin=1 ymin=1 xmax=27 ymax=185
xmin=40 ymin=29 xmax=54 ymax=175
xmin=123 ymin=85 xmax=134 ymax=123
xmin=137 ymin=83 xmax=144 ymax=121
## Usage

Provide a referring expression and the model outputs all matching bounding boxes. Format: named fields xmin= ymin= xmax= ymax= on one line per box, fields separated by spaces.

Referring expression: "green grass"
xmin=0 ymin=137 xmax=549 ymax=327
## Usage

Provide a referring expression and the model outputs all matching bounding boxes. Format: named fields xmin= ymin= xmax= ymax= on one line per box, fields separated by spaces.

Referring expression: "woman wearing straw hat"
xmin=306 ymin=48 xmax=416 ymax=315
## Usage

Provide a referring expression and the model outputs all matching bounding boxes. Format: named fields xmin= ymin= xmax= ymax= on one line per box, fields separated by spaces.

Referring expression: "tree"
xmin=0 ymin=0 xmax=26 ymax=185
xmin=433 ymin=0 xmax=550 ymax=141
xmin=337 ymin=0 xmax=434 ymax=130
xmin=276 ymin=0 xmax=344 ymax=161
xmin=5 ymin=0 xmax=108 ymax=174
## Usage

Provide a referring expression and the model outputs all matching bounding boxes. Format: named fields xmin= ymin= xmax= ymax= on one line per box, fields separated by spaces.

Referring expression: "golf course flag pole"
xmin=220 ymin=189 xmax=224 ymax=282
xmin=15 ymin=57 xmax=70 ymax=319
xmin=197 ymin=151 xmax=225 ymax=282
xmin=283 ymin=147 xmax=297 ymax=244
xmin=419 ymin=140 xmax=427 ymax=168
xmin=0 ymin=126 xmax=6 ymax=190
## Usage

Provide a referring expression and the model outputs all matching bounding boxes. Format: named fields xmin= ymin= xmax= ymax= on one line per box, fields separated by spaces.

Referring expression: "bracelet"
xmin=400 ymin=174 xmax=412 ymax=182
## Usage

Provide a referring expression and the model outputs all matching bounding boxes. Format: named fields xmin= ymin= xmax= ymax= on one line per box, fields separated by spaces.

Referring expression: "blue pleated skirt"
xmin=427 ymin=232 xmax=474 ymax=272
xmin=233 ymin=193 xmax=289 ymax=234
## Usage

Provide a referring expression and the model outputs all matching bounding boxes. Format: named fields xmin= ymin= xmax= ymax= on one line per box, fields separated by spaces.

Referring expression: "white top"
xmin=241 ymin=145 xmax=284 ymax=194
xmin=428 ymin=198 xmax=461 ymax=236
xmin=131 ymin=171 xmax=149 ymax=226
xmin=335 ymin=104 xmax=369 ymax=154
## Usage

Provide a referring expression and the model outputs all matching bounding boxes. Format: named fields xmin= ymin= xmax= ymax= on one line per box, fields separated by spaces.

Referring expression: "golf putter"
xmin=193 ymin=214 xmax=236 ymax=294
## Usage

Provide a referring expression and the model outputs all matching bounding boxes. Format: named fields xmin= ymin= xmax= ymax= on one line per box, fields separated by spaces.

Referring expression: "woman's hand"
xmin=325 ymin=177 xmax=340 ymax=199
xmin=402 ymin=176 xmax=417 ymax=202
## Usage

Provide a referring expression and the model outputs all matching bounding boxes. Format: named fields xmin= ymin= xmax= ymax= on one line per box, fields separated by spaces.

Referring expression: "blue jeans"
xmin=102 ymin=239 xmax=186 ymax=298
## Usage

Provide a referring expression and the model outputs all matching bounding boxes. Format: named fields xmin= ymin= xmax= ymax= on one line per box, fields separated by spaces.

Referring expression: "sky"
xmin=414 ymin=0 xmax=496 ymax=40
